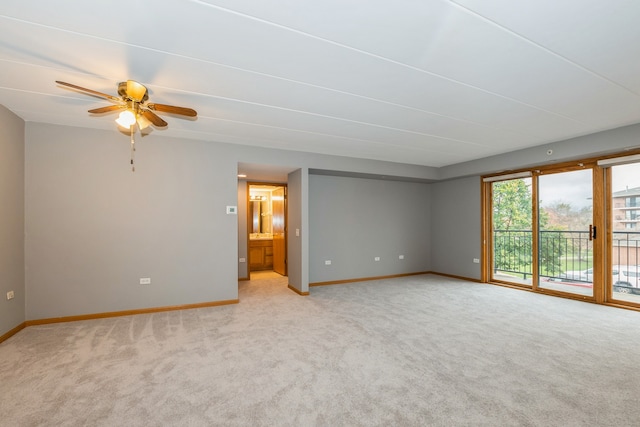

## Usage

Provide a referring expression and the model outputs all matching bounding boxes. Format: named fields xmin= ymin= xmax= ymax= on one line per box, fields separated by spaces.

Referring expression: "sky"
xmin=611 ymin=162 xmax=640 ymax=193
xmin=538 ymin=169 xmax=592 ymax=209
xmin=536 ymin=163 xmax=640 ymax=209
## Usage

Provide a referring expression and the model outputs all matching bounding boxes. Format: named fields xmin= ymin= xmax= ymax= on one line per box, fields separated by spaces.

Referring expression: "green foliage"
xmin=492 ymin=179 xmax=532 ymax=231
xmin=492 ymin=179 xmax=533 ymax=274
xmin=538 ymin=231 xmax=566 ymax=276
xmin=492 ymin=178 xmax=562 ymax=276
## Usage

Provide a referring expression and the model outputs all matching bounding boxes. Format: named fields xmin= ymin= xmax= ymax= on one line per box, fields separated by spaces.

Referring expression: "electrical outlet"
xmin=473 ymin=258 xmax=480 ymax=264
xmin=325 ymin=260 xmax=332 ymax=265
xmin=6 ymin=291 xmax=14 ymax=300
xmin=140 ymin=278 xmax=151 ymax=285
xmin=399 ymin=255 xmax=405 ymax=260
xmin=374 ymin=257 xmax=380 ymax=261
xmin=239 ymin=258 xmax=246 ymax=263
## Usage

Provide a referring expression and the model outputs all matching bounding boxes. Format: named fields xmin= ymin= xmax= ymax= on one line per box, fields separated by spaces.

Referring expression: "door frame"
xmin=246 ymin=181 xmax=288 ymax=279
xmin=601 ymin=157 xmax=640 ymax=309
xmin=482 ymin=151 xmax=640 ymax=310
xmin=482 ymin=160 xmax=606 ymax=303
xmin=532 ymin=165 xmax=604 ymax=302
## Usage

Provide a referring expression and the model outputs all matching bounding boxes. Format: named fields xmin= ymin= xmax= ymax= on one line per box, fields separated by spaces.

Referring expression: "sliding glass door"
xmin=486 ymin=155 xmax=640 ymax=308
xmin=537 ymin=169 xmax=594 ymax=298
xmin=609 ymin=162 xmax=640 ymax=307
xmin=490 ymin=176 xmax=533 ymax=286
xmin=487 ymin=166 xmax=598 ymax=301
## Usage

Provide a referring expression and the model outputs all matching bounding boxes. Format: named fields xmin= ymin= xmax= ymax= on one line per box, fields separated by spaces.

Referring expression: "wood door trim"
xmin=246 ymin=181 xmax=287 ymax=277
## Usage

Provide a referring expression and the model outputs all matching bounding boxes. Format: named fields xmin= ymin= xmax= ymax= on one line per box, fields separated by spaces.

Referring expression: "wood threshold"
xmin=489 ymin=280 xmax=599 ymax=303
xmin=25 ymin=299 xmax=239 ymax=326
xmin=536 ymin=288 xmax=596 ymax=303
xmin=603 ymin=301 xmax=640 ymax=313
xmin=487 ymin=280 xmax=534 ymax=292
xmin=428 ymin=271 xmax=482 ymax=283
xmin=486 ymin=280 xmax=640 ymax=311
xmin=0 ymin=322 xmax=27 ymax=344
xmin=310 ymin=271 xmax=431 ymax=287
xmin=288 ymin=284 xmax=309 ymax=296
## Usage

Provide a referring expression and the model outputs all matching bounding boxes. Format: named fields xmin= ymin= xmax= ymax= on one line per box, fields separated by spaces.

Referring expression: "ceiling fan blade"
xmin=88 ymin=105 xmax=124 ymax=114
xmin=147 ymin=103 xmax=197 ymax=117
xmin=142 ymin=109 xmax=168 ymax=127
xmin=55 ymin=81 xmax=120 ymax=102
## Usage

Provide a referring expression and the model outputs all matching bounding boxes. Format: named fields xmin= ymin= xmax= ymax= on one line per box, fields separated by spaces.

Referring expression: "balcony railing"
xmin=493 ymin=230 xmax=640 ymax=280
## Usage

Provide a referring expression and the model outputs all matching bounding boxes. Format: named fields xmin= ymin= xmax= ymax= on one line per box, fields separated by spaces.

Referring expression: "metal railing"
xmin=493 ymin=230 xmax=640 ymax=280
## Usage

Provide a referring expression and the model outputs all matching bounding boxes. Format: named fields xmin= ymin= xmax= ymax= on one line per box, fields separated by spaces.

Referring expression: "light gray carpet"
xmin=2 ymin=274 xmax=640 ymax=426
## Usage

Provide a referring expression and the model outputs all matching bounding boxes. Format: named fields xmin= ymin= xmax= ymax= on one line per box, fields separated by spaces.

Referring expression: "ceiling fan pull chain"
xmin=130 ymin=125 xmax=136 ymax=172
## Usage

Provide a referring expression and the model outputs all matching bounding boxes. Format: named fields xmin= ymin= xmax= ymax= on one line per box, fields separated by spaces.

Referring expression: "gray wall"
xmin=287 ymin=168 xmax=308 ymax=293
xmin=430 ymin=176 xmax=482 ymax=280
xmin=25 ymin=123 xmax=239 ymax=320
xmin=439 ymin=122 xmax=640 ymax=180
xmin=237 ymin=180 xmax=248 ymax=280
xmin=0 ymin=106 xmax=25 ymax=336
xmin=22 ymin=122 xmax=435 ymax=320
xmin=309 ymin=175 xmax=431 ymax=283
xmin=9 ymin=116 xmax=640 ymax=324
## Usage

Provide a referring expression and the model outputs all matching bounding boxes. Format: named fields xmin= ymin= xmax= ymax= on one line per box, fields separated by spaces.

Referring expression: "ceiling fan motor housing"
xmin=117 ymin=80 xmax=149 ymax=103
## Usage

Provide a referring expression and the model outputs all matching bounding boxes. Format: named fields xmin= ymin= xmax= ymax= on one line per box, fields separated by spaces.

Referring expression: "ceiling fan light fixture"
xmin=115 ymin=110 xmax=136 ymax=128
xmin=136 ymin=114 xmax=152 ymax=130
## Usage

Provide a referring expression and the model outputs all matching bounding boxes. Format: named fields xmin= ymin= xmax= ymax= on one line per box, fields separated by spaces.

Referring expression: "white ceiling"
xmin=2 ymin=1 xmax=640 ymax=168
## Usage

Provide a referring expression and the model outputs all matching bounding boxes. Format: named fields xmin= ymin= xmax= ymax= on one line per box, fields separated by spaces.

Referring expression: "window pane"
xmin=537 ymin=169 xmax=594 ymax=297
xmin=611 ymin=163 xmax=640 ymax=304
xmin=492 ymin=178 xmax=533 ymax=286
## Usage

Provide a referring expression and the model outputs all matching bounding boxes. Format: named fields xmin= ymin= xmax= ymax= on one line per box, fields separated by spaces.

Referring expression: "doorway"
xmin=247 ymin=182 xmax=287 ymax=278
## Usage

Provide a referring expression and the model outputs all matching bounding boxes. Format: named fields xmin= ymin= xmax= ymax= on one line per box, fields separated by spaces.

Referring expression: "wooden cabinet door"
xmin=272 ymin=186 xmax=287 ymax=275
xmin=249 ymin=246 xmax=265 ymax=268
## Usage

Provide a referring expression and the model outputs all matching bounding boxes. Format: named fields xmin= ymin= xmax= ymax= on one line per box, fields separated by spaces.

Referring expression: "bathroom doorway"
xmin=247 ymin=182 xmax=287 ymax=278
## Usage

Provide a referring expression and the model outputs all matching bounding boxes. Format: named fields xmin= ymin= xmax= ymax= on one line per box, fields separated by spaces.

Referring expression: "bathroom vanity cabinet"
xmin=249 ymin=239 xmax=273 ymax=271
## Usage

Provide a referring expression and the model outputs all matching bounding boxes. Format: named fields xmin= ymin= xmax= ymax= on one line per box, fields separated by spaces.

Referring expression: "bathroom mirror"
xmin=250 ymin=199 xmax=271 ymax=234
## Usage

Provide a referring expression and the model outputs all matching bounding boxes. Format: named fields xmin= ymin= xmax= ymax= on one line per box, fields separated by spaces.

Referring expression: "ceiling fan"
xmin=56 ymin=79 xmax=197 ymax=170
